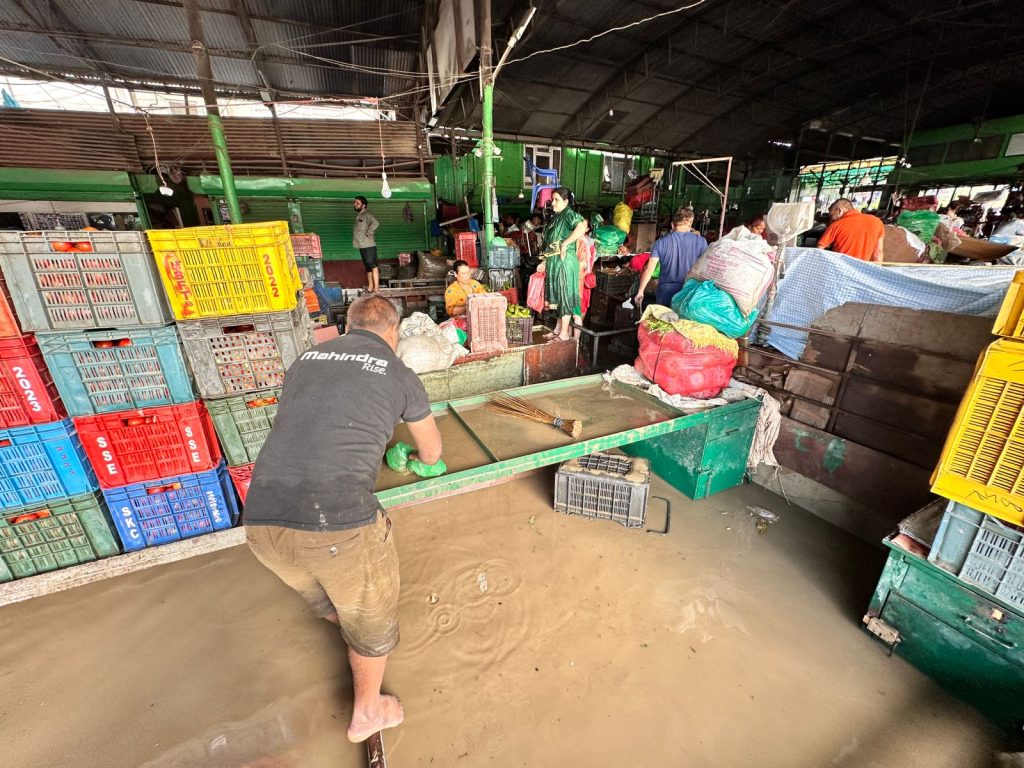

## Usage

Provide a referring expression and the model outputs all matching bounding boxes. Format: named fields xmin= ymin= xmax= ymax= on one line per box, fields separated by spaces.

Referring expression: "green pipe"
xmin=482 ymin=81 xmax=495 ymax=256
xmin=207 ymin=113 xmax=243 ymax=224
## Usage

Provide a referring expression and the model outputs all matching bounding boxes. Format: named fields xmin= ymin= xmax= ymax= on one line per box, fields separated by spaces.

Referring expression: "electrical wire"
xmin=504 ymin=1 xmax=707 ymax=66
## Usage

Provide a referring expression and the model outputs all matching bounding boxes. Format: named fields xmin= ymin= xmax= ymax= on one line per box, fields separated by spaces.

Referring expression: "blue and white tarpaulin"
xmin=765 ymin=247 xmax=1021 ymax=359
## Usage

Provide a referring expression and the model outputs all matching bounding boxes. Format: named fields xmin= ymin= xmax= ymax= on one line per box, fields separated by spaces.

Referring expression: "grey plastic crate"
xmin=177 ymin=305 xmax=313 ymax=398
xmin=929 ymin=500 xmax=1024 ymax=610
xmin=486 ymin=269 xmax=517 ymax=292
xmin=554 ymin=453 xmax=650 ymax=528
xmin=0 ymin=231 xmax=172 ymax=331
xmin=485 ymin=244 xmax=520 ymax=269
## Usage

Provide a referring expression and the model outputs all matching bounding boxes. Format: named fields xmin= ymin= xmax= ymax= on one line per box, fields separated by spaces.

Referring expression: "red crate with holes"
xmin=0 ymin=334 xmax=64 ymax=428
xmin=74 ymin=402 xmax=221 ymax=489
xmin=455 ymin=232 xmax=479 ymax=267
xmin=229 ymin=463 xmax=253 ymax=505
xmin=466 ymin=293 xmax=509 ymax=355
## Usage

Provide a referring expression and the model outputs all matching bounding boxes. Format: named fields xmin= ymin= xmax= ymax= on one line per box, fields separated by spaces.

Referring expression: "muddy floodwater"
xmin=0 ymin=473 xmax=999 ymax=768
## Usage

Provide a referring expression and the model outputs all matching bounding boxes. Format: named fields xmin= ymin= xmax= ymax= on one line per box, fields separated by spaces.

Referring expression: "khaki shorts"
xmin=246 ymin=511 xmax=400 ymax=657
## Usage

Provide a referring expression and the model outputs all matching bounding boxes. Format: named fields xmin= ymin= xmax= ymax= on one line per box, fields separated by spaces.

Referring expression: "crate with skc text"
xmin=146 ymin=222 xmax=302 ymax=320
xmin=103 ymin=462 xmax=239 ymax=551
xmin=37 ymin=325 xmax=194 ymax=417
xmin=74 ymin=402 xmax=221 ymax=489
xmin=0 ymin=492 xmax=120 ymax=581
xmin=206 ymin=388 xmax=279 ymax=466
xmin=177 ymin=306 xmax=312 ymax=398
xmin=0 ymin=333 xmax=65 ymax=428
xmin=0 ymin=230 xmax=171 ymax=331
xmin=0 ymin=419 xmax=97 ymax=510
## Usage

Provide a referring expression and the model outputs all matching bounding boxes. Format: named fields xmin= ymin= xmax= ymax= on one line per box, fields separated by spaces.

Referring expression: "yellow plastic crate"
xmin=932 ymin=338 xmax=1024 ymax=526
xmin=146 ymin=222 xmax=302 ymax=320
xmin=993 ymin=271 xmax=1024 ymax=339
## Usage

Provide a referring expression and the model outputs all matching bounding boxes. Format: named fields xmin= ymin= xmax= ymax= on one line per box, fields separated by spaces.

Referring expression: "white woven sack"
xmin=396 ymin=334 xmax=457 ymax=374
xmin=688 ymin=235 xmax=775 ymax=316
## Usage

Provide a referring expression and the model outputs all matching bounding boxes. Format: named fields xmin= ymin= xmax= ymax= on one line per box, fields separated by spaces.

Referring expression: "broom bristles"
xmin=486 ymin=393 xmax=582 ymax=440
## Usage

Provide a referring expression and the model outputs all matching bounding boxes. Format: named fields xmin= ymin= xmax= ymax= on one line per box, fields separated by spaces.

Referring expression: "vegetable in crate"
xmin=505 ymin=304 xmax=531 ymax=318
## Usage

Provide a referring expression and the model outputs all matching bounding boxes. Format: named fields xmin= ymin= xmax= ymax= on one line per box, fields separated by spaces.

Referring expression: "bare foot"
xmin=542 ymin=331 xmax=557 ymax=341
xmin=557 ymin=334 xmax=572 ymax=341
xmin=347 ymin=695 xmax=404 ymax=743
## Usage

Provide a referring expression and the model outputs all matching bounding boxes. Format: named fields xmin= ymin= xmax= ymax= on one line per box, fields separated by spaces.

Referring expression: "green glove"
xmin=385 ymin=441 xmax=415 ymax=472
xmin=408 ymin=457 xmax=448 ymax=478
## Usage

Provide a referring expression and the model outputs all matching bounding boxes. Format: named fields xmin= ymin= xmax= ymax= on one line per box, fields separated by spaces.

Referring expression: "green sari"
xmin=542 ymin=207 xmax=585 ymax=315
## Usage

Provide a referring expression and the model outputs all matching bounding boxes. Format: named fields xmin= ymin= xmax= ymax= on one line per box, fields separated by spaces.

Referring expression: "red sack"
xmin=527 ymin=271 xmax=546 ymax=313
xmin=635 ymin=324 xmax=736 ymax=398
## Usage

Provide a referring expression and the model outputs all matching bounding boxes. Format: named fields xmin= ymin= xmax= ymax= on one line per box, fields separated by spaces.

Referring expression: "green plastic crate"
xmin=0 ymin=492 xmax=120 ymax=581
xmin=206 ymin=388 xmax=280 ymax=466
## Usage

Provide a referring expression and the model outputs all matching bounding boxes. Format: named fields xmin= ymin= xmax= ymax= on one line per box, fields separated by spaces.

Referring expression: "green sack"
xmin=594 ymin=225 xmax=627 ymax=250
xmin=897 ymin=210 xmax=941 ymax=243
xmin=408 ymin=457 xmax=448 ymax=478
xmin=670 ymin=279 xmax=759 ymax=339
xmin=385 ymin=441 xmax=415 ymax=472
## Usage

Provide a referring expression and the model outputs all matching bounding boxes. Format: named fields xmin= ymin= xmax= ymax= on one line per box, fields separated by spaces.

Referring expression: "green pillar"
xmin=207 ymin=113 xmax=242 ymax=224
xmin=481 ymin=81 xmax=495 ymax=259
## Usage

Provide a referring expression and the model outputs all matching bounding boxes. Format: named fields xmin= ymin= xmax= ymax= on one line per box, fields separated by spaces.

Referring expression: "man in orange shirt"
xmin=817 ymin=198 xmax=885 ymax=262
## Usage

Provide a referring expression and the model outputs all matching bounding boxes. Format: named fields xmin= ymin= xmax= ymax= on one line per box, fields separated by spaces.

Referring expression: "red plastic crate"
xmin=498 ymin=287 xmax=518 ymax=306
xmin=0 ymin=282 xmax=19 ymax=338
xmin=0 ymin=334 xmax=64 ymax=428
xmin=74 ymin=402 xmax=221 ymax=489
xmin=456 ymin=232 xmax=478 ymax=267
xmin=289 ymin=234 xmax=322 ymax=258
xmin=229 ymin=463 xmax=253 ymax=505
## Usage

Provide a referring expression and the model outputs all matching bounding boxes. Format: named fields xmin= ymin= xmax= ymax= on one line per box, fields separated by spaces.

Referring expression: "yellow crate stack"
xmin=146 ymin=221 xmax=302 ymax=320
xmin=932 ymin=272 xmax=1024 ymax=526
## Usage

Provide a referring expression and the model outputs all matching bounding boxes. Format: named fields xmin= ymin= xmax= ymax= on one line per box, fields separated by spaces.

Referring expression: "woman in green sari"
xmin=539 ymin=187 xmax=589 ymax=340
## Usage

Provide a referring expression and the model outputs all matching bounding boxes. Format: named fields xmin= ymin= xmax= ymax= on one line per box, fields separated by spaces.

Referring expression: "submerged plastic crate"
xmin=229 ymin=463 xmax=253 ymax=505
xmin=0 ymin=419 xmax=97 ymax=510
xmin=554 ymin=453 xmax=650 ymax=528
xmin=0 ymin=230 xmax=171 ymax=331
xmin=0 ymin=334 xmax=64 ymax=427
xmin=146 ymin=221 xmax=302 ymax=320
xmin=506 ymin=315 xmax=534 ymax=347
xmin=929 ymin=500 xmax=1024 ymax=610
xmin=103 ymin=462 xmax=239 ymax=551
xmin=0 ymin=492 xmax=119 ymax=581
xmin=932 ymin=339 xmax=1024 ymax=526
xmin=37 ymin=325 xmax=193 ymax=416
xmin=466 ymin=293 xmax=508 ymax=354
xmin=74 ymin=402 xmax=221 ymax=489
xmin=207 ymin=388 xmax=279 ymax=466
xmin=177 ymin=305 xmax=312 ymax=398
xmin=486 ymin=243 xmax=520 ymax=269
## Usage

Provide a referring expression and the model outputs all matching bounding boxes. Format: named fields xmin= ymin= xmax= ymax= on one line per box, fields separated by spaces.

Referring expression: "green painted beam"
xmin=193 ymin=174 xmax=433 ymax=200
xmin=0 ymin=168 xmax=136 ymax=201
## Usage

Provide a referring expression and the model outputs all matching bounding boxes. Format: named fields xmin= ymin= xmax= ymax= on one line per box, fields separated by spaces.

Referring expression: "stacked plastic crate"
xmin=292 ymin=233 xmax=327 ymax=324
xmin=0 ymin=231 xmax=148 ymax=579
xmin=146 ymin=221 xmax=313 ymax=507
xmin=927 ymin=273 xmax=1024 ymax=609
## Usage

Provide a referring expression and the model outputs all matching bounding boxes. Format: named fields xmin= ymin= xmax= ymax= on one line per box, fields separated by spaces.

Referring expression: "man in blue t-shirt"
xmin=635 ymin=207 xmax=708 ymax=307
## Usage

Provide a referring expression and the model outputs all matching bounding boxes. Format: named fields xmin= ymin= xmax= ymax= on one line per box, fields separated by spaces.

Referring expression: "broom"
xmin=486 ymin=392 xmax=583 ymax=439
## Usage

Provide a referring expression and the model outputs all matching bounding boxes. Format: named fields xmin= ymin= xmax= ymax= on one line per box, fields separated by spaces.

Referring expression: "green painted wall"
xmin=893 ymin=114 xmax=1024 ymax=186
xmin=0 ymin=168 xmax=139 ymax=202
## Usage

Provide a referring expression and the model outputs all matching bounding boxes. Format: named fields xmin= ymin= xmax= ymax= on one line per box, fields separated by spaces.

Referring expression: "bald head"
xmin=828 ymin=198 xmax=855 ymax=222
xmin=347 ymin=294 xmax=400 ymax=340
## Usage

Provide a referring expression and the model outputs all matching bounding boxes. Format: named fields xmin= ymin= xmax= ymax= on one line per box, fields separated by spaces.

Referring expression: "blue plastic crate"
xmin=485 ymin=244 xmax=520 ymax=269
xmin=0 ymin=419 xmax=97 ymax=510
xmin=37 ymin=325 xmax=195 ymax=416
xmin=102 ymin=462 xmax=240 ymax=551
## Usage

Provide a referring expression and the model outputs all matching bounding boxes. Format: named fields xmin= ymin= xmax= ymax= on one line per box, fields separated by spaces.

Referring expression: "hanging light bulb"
xmin=381 ymin=171 xmax=393 ymax=199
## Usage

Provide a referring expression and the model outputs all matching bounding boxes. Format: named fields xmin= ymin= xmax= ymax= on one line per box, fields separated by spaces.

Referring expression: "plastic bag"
xmin=687 ymin=235 xmax=775 ymax=316
xmin=527 ymin=271 xmax=546 ymax=313
xmin=612 ymin=202 xmax=633 ymax=233
xmin=670 ymin=279 xmax=759 ymax=339
xmin=409 ymin=457 xmax=447 ymax=477
xmin=766 ymin=202 xmax=815 ymax=242
xmin=897 ymin=210 xmax=941 ymax=244
xmin=396 ymin=334 xmax=457 ymax=373
xmin=595 ymin=225 xmax=627 ymax=250
xmin=634 ymin=321 xmax=737 ymax=398
xmin=386 ymin=442 xmax=415 ymax=472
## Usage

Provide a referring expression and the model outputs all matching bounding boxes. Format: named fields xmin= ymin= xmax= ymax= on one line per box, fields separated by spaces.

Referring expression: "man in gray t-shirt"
xmin=353 ymin=195 xmax=381 ymax=293
xmin=246 ymin=295 xmax=442 ymax=744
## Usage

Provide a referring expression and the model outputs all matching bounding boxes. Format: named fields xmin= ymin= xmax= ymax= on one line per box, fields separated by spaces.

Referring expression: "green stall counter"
xmin=864 ymin=539 xmax=1024 ymax=735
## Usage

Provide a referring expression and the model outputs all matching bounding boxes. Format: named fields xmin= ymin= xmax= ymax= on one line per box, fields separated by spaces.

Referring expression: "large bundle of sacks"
xmin=670 ymin=225 xmax=776 ymax=339
xmin=634 ymin=306 xmax=738 ymax=398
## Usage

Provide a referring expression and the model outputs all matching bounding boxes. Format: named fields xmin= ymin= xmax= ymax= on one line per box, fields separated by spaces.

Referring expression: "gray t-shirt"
xmin=244 ymin=329 xmax=431 ymax=531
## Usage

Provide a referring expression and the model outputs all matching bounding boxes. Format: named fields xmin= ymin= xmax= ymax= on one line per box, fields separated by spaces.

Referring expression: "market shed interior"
xmin=2 ymin=2 xmax=1024 ymax=767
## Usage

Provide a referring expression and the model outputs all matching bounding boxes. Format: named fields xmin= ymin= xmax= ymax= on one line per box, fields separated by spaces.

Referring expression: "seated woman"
xmin=444 ymin=259 xmax=488 ymax=317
